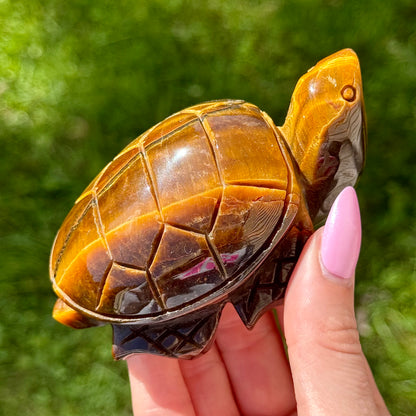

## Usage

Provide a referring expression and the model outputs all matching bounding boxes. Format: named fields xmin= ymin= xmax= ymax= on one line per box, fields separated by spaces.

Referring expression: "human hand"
xmin=127 ymin=187 xmax=391 ymax=416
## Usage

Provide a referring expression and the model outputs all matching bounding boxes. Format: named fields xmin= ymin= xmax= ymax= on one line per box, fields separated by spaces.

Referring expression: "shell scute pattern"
xmin=51 ymin=100 xmax=291 ymax=320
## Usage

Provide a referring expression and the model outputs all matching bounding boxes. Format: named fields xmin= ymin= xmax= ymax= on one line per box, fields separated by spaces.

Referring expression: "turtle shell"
xmin=50 ymin=100 xmax=302 ymax=324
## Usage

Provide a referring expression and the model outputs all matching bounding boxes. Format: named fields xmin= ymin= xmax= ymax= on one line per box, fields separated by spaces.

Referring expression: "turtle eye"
xmin=341 ymin=85 xmax=356 ymax=102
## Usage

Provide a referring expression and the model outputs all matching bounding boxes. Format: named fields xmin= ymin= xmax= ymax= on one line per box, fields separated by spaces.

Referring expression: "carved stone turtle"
xmin=50 ymin=49 xmax=366 ymax=359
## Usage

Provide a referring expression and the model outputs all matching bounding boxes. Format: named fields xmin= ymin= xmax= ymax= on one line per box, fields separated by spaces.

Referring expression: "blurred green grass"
xmin=0 ymin=0 xmax=415 ymax=414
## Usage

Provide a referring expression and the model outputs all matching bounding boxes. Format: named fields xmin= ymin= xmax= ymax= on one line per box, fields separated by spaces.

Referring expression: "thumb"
xmin=284 ymin=187 xmax=390 ymax=416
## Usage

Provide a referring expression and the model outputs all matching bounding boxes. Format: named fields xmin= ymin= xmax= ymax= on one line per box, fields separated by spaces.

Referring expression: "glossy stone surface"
xmin=50 ymin=48 xmax=366 ymax=359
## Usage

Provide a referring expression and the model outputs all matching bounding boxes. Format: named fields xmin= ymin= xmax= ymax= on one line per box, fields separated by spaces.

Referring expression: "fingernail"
xmin=321 ymin=187 xmax=362 ymax=279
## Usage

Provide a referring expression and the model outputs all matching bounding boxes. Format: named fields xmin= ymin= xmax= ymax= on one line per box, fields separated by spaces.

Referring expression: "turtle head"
xmin=281 ymin=48 xmax=366 ymax=224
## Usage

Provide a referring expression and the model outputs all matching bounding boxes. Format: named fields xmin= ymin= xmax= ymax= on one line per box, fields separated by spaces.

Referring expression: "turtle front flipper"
xmin=53 ymin=298 xmax=103 ymax=329
xmin=232 ymin=225 xmax=310 ymax=328
xmin=112 ymin=303 xmax=226 ymax=360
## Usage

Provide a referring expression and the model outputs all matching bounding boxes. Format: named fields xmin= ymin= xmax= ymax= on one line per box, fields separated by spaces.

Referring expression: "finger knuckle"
xmin=316 ymin=312 xmax=362 ymax=355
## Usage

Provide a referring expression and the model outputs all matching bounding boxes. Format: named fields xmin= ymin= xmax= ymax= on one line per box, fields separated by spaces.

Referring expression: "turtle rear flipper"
xmin=112 ymin=303 xmax=225 ymax=359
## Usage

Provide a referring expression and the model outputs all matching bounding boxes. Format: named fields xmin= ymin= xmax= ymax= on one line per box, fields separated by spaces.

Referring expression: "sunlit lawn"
xmin=1 ymin=1 xmax=415 ymax=414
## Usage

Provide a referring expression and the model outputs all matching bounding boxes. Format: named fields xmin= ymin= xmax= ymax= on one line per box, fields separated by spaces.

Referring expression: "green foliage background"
xmin=1 ymin=0 xmax=415 ymax=414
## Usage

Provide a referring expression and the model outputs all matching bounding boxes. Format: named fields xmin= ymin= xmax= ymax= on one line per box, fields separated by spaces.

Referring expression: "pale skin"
xmin=127 ymin=228 xmax=391 ymax=416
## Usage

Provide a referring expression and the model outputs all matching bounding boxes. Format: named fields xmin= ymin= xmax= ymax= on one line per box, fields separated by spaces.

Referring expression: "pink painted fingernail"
xmin=321 ymin=187 xmax=362 ymax=279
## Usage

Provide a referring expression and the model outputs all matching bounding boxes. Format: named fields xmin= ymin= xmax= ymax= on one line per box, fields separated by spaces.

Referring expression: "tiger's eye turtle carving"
xmin=50 ymin=49 xmax=366 ymax=359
